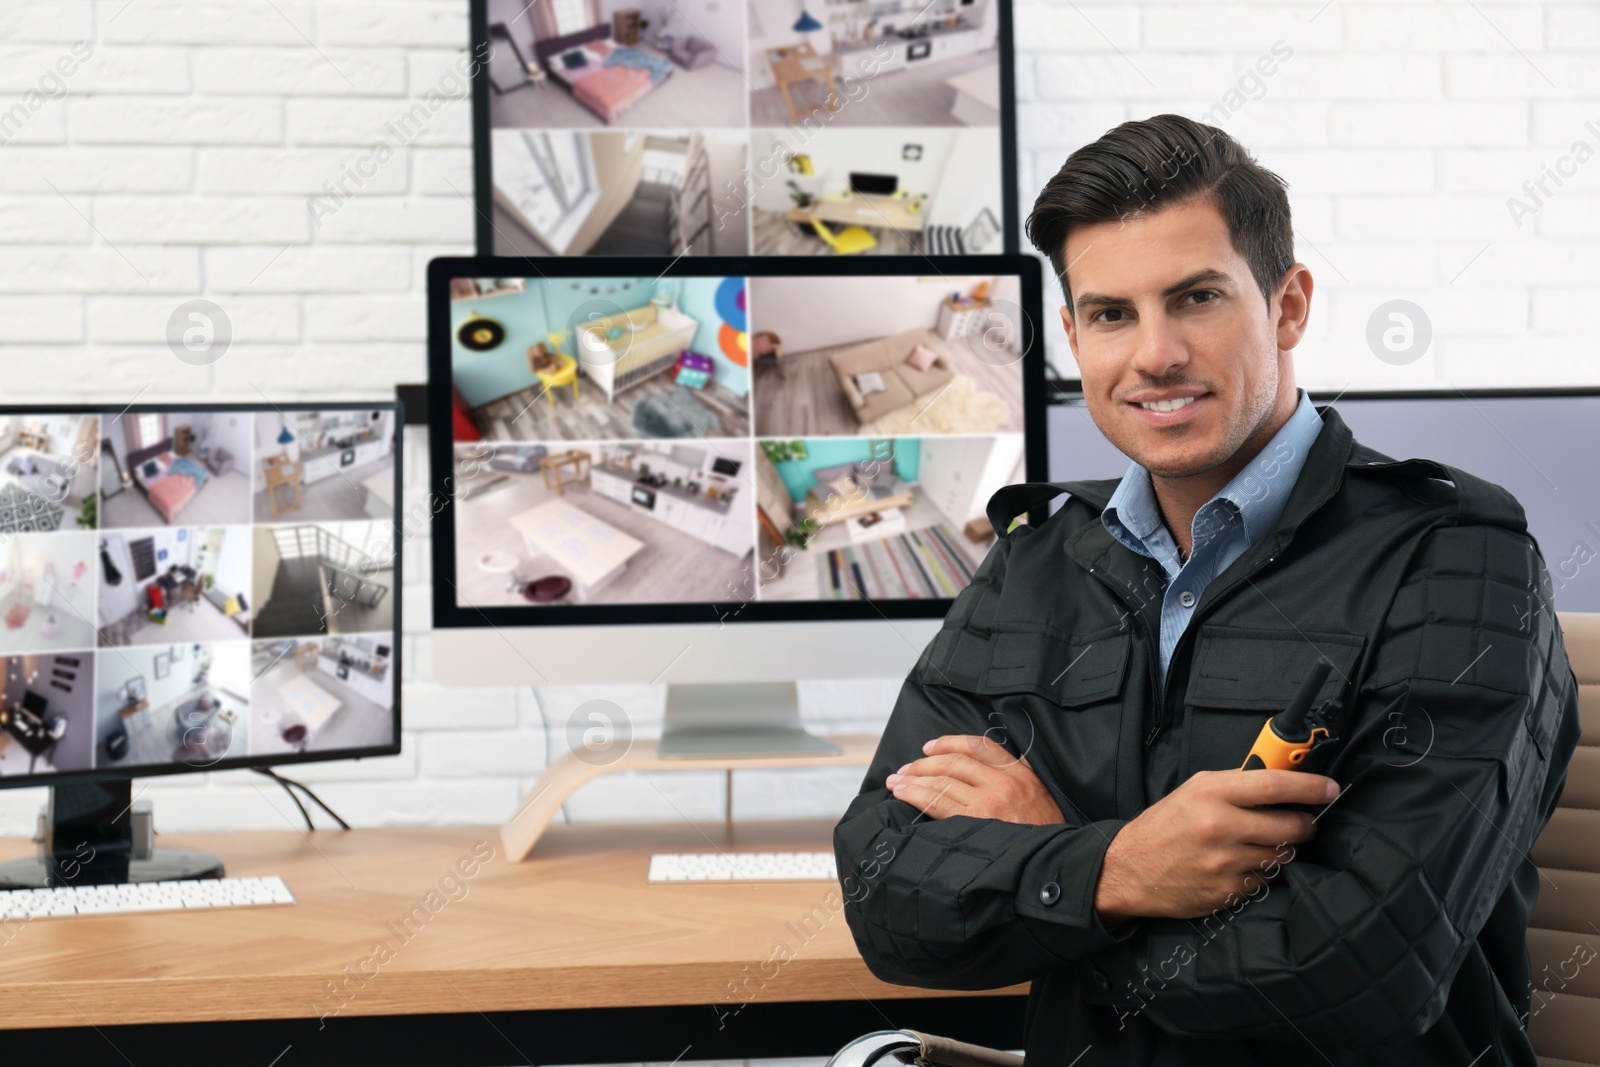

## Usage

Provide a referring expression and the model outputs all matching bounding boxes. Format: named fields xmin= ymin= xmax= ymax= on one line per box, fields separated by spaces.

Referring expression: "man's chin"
xmin=1123 ymin=438 xmax=1232 ymax=481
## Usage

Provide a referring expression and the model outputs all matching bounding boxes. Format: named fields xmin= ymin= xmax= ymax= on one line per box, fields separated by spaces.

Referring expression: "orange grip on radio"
xmin=1240 ymin=719 xmax=1329 ymax=771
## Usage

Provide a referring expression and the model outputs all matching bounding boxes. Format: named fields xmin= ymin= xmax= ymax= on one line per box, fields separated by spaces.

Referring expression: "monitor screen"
xmin=0 ymin=404 xmax=401 ymax=788
xmin=1046 ymin=389 xmax=1600 ymax=612
xmin=849 ymin=172 xmax=899 ymax=196
xmin=472 ymin=0 xmax=1016 ymax=258
xmin=429 ymin=255 xmax=1046 ymax=628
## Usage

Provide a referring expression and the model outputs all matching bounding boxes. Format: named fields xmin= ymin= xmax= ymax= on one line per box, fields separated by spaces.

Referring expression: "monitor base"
xmin=0 ymin=850 xmax=225 ymax=890
xmin=657 ymin=682 xmax=843 ymax=758
xmin=0 ymin=779 xmax=226 ymax=888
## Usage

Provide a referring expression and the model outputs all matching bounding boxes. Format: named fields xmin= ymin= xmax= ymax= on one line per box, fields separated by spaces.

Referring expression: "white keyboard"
xmin=0 ymin=876 xmax=296 ymax=918
xmin=648 ymin=851 xmax=838 ymax=883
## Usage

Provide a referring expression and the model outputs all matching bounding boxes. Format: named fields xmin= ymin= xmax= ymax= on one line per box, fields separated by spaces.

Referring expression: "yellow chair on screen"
xmin=811 ymin=219 xmax=877 ymax=255
xmin=537 ymin=353 xmax=580 ymax=406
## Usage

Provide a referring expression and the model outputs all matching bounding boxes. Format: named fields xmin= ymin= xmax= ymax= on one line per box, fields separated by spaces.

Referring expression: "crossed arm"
xmin=888 ymin=734 xmax=1338 ymax=923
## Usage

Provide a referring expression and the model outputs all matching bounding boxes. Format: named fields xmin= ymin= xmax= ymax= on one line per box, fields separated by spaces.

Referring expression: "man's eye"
xmin=1095 ymin=308 xmax=1127 ymax=324
xmin=1183 ymin=290 xmax=1219 ymax=306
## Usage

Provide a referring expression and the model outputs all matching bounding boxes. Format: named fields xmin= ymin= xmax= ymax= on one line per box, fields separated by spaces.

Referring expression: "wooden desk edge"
xmin=0 ymin=966 xmax=1027 ymax=1030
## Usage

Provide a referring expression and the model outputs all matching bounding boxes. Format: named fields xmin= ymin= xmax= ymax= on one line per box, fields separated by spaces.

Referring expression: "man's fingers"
xmin=888 ymin=774 xmax=973 ymax=819
xmin=923 ymin=733 xmax=1019 ymax=767
xmin=1211 ymin=769 xmax=1339 ymax=808
xmin=1235 ymin=808 xmax=1316 ymax=848
xmin=897 ymin=753 xmax=1002 ymax=788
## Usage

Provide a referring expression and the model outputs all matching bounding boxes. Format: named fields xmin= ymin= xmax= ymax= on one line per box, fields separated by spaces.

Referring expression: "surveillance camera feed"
xmin=0 ymin=407 xmax=399 ymax=781
xmin=445 ymin=271 xmax=1027 ymax=608
xmin=481 ymin=0 xmax=1007 ymax=259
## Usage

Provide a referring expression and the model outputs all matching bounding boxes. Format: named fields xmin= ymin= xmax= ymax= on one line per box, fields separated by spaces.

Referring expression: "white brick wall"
xmin=1016 ymin=1 xmax=1600 ymax=386
xmin=0 ymin=3 xmax=1586 ymax=1062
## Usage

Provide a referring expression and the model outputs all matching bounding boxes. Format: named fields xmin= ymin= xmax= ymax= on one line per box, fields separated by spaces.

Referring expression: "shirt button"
xmin=1039 ymin=881 xmax=1062 ymax=906
xmin=1178 ymin=590 xmax=1196 ymax=609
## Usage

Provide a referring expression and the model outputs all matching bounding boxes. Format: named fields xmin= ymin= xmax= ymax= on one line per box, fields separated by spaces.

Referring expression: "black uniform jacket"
xmin=834 ymin=405 xmax=1581 ymax=1065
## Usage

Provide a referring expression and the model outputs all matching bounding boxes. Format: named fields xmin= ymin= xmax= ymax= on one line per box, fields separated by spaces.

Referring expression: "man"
xmin=834 ymin=115 xmax=1581 ymax=1065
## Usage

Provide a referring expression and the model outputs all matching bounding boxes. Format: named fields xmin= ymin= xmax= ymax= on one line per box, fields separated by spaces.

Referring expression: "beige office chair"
xmin=1526 ymin=611 xmax=1599 ymax=1066
xmin=829 ymin=612 xmax=1600 ymax=1066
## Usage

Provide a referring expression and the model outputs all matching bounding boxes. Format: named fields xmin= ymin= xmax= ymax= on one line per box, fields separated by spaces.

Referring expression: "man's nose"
xmin=1126 ymin=311 xmax=1192 ymax=382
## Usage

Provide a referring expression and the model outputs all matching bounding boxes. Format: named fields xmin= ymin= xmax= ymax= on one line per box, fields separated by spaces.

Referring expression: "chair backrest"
xmin=1527 ymin=611 xmax=1599 ymax=1064
xmin=810 ymin=218 xmax=841 ymax=250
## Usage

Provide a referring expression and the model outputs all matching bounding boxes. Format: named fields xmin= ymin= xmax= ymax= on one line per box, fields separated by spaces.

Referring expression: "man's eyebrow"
xmin=1073 ymin=269 xmax=1238 ymax=312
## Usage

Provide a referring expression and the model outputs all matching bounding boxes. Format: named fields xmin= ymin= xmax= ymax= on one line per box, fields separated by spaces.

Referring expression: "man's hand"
xmin=886 ymin=734 xmax=1067 ymax=825
xmin=1095 ymin=769 xmax=1338 ymax=922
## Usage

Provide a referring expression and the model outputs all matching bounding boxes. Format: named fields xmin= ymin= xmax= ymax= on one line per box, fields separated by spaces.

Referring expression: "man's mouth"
xmin=1136 ymin=396 xmax=1198 ymax=413
xmin=1124 ymin=391 xmax=1210 ymax=425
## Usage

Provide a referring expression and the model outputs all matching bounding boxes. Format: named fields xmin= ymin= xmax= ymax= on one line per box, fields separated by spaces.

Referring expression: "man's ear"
xmin=1273 ymin=264 xmax=1313 ymax=354
xmin=1059 ymin=304 xmax=1079 ymax=363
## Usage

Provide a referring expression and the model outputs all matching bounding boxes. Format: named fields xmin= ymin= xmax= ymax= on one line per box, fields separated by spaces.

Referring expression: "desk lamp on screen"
xmin=0 ymin=403 xmax=402 ymax=888
xmin=429 ymin=255 xmax=1046 ymax=758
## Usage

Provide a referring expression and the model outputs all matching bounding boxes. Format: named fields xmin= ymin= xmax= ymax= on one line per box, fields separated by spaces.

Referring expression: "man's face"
xmin=1059 ymin=196 xmax=1302 ymax=481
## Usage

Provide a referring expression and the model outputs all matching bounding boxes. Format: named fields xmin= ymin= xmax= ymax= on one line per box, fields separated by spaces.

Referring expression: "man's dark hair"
xmin=1026 ymin=114 xmax=1294 ymax=315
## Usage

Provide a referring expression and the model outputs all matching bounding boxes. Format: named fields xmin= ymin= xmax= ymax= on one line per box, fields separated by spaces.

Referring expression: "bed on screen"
xmin=535 ymin=25 xmax=674 ymax=125
xmin=125 ymin=439 xmax=212 ymax=524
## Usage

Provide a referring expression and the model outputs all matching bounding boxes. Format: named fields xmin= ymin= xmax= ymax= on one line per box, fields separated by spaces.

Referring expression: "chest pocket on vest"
xmin=981 ymin=624 xmax=1131 ymax=707
xmin=1182 ymin=625 xmax=1365 ymax=776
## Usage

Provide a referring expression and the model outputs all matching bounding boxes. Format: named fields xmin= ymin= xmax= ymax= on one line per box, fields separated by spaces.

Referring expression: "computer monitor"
xmin=1047 ymin=387 xmax=1600 ymax=611
xmin=429 ymin=255 xmax=1045 ymax=753
xmin=0 ymin=403 xmax=402 ymax=887
xmin=849 ymin=172 xmax=899 ymax=196
xmin=473 ymin=0 xmax=1019 ymax=257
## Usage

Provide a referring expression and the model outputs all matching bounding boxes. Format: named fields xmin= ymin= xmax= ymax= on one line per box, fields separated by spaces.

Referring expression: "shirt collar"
xmin=1101 ymin=389 xmax=1323 ymax=556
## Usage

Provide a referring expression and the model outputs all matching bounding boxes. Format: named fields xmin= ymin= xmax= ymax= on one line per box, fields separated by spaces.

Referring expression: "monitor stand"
xmin=0 ymin=779 xmax=224 ymax=889
xmin=657 ymin=682 xmax=842 ymax=758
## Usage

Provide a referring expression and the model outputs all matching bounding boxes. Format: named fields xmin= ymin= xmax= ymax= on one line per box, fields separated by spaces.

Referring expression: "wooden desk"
xmin=0 ymin=706 xmax=52 ymax=759
xmin=768 ymin=43 xmax=839 ymax=122
xmin=787 ymin=192 xmax=927 ymax=234
xmin=539 ymin=448 xmax=590 ymax=495
xmin=806 ymin=482 xmax=918 ymax=525
xmin=263 ymin=453 xmax=303 ymax=519
xmin=0 ymin=822 xmax=1026 ymax=1063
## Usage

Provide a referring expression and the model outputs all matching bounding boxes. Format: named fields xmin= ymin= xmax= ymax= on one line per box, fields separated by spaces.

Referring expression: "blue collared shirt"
xmin=1101 ymin=389 xmax=1323 ymax=696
